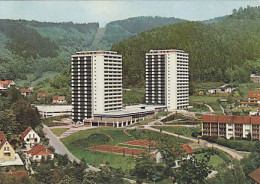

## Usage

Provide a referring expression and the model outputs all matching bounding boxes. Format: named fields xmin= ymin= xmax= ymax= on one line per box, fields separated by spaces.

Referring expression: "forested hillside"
xmin=0 ymin=16 xmax=184 ymax=85
xmin=112 ymin=7 xmax=260 ymax=87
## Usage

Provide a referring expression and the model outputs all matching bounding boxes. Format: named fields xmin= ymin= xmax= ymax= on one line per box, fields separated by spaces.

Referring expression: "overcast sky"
xmin=0 ymin=1 xmax=260 ymax=27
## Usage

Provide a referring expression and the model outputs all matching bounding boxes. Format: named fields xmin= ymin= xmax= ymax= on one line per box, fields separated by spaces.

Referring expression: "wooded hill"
xmin=112 ymin=6 xmax=260 ymax=87
xmin=0 ymin=16 xmax=184 ymax=85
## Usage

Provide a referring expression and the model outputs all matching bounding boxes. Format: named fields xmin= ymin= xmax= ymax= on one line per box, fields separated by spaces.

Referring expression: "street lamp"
xmin=153 ymin=178 xmax=156 ymax=184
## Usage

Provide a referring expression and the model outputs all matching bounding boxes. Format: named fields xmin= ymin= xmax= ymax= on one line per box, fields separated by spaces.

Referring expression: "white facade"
xmin=146 ymin=49 xmax=189 ymax=111
xmin=71 ymin=51 xmax=123 ymax=122
xmin=35 ymin=105 xmax=72 ymax=118
xmin=26 ymin=153 xmax=54 ymax=161
xmin=23 ymin=129 xmax=40 ymax=146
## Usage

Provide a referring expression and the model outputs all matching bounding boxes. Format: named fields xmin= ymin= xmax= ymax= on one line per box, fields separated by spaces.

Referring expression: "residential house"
xmin=37 ymin=92 xmax=48 ymax=101
xmin=249 ymin=167 xmax=260 ymax=184
xmin=208 ymin=84 xmax=236 ymax=94
xmin=20 ymin=88 xmax=32 ymax=97
xmin=0 ymin=80 xmax=15 ymax=91
xmin=251 ymin=74 xmax=260 ymax=84
xmin=0 ymin=140 xmax=16 ymax=160
xmin=20 ymin=127 xmax=40 ymax=149
xmin=241 ymin=91 xmax=260 ymax=107
xmin=156 ymin=144 xmax=194 ymax=167
xmin=26 ymin=145 xmax=54 ymax=161
xmin=52 ymin=96 xmax=67 ymax=104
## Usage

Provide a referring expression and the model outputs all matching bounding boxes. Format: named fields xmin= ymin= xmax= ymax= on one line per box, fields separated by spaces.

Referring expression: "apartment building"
xmin=71 ymin=51 xmax=122 ymax=122
xmin=145 ymin=49 xmax=189 ymax=110
xmin=202 ymin=114 xmax=260 ymax=140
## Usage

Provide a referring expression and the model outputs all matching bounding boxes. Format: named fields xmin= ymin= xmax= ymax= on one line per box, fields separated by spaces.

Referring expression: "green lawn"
xmin=126 ymin=129 xmax=190 ymax=144
xmin=61 ymin=128 xmax=135 ymax=171
xmin=204 ymin=137 xmax=256 ymax=152
xmin=152 ymin=126 xmax=201 ymax=138
xmin=51 ymin=128 xmax=69 ymax=136
xmin=190 ymin=95 xmax=222 ymax=112
xmin=195 ymin=153 xmax=225 ymax=168
xmin=62 ymin=127 xmax=190 ymax=171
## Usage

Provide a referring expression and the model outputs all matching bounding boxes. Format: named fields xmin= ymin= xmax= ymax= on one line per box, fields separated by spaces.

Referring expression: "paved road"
xmin=145 ymin=125 xmax=243 ymax=160
xmin=43 ymin=125 xmax=100 ymax=171
xmin=205 ymin=104 xmax=214 ymax=113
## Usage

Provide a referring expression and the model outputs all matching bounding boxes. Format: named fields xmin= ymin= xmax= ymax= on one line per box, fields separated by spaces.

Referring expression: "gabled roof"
xmin=53 ymin=96 xmax=66 ymax=100
xmin=37 ymin=93 xmax=48 ymax=98
xmin=0 ymin=80 xmax=14 ymax=86
xmin=21 ymin=127 xmax=33 ymax=139
xmin=249 ymin=167 xmax=260 ymax=184
xmin=248 ymin=91 xmax=260 ymax=98
xmin=0 ymin=140 xmax=14 ymax=151
xmin=182 ymin=144 xmax=194 ymax=155
xmin=27 ymin=145 xmax=53 ymax=156
xmin=0 ymin=131 xmax=6 ymax=142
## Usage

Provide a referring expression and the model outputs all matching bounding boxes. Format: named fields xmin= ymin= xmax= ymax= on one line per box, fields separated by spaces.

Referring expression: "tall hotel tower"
xmin=71 ymin=51 xmax=123 ymax=122
xmin=145 ymin=49 xmax=189 ymax=110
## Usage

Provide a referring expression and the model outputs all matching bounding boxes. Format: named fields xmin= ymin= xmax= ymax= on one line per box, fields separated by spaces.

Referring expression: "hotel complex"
xmin=145 ymin=49 xmax=189 ymax=110
xmin=71 ymin=51 xmax=123 ymax=122
xmin=71 ymin=49 xmax=189 ymax=126
xmin=202 ymin=114 xmax=260 ymax=140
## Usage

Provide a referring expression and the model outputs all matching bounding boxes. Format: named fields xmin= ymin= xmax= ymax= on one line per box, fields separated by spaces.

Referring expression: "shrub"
xmin=69 ymin=133 xmax=112 ymax=149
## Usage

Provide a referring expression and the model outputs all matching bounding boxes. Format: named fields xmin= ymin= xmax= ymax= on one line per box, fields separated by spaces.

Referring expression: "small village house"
xmin=241 ymin=91 xmax=260 ymax=107
xmin=52 ymin=96 xmax=67 ymax=104
xmin=0 ymin=140 xmax=16 ymax=161
xmin=0 ymin=80 xmax=15 ymax=91
xmin=251 ymin=74 xmax=260 ymax=84
xmin=26 ymin=145 xmax=54 ymax=162
xmin=20 ymin=88 xmax=32 ymax=97
xmin=37 ymin=92 xmax=48 ymax=100
xmin=20 ymin=127 xmax=40 ymax=149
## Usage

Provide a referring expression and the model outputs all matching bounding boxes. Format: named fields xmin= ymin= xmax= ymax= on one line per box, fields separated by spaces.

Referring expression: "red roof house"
xmin=37 ymin=93 xmax=48 ymax=100
xmin=26 ymin=145 xmax=54 ymax=161
xmin=21 ymin=127 xmax=40 ymax=149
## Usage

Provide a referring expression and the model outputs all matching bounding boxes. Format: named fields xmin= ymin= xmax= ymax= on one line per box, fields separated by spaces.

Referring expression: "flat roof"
xmin=94 ymin=104 xmax=166 ymax=117
xmin=73 ymin=50 xmax=119 ymax=56
xmin=35 ymin=105 xmax=73 ymax=112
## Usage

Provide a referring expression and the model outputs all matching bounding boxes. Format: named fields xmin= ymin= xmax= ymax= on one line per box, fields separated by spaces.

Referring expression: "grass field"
xmin=190 ymin=95 xmax=222 ymax=111
xmin=195 ymin=153 xmax=225 ymax=168
xmin=61 ymin=128 xmax=135 ymax=171
xmin=62 ymin=127 xmax=190 ymax=171
xmin=152 ymin=126 xmax=201 ymax=138
xmin=51 ymin=128 xmax=69 ymax=136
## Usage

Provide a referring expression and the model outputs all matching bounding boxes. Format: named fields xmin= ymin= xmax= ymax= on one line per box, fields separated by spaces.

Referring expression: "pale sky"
xmin=0 ymin=1 xmax=260 ymax=27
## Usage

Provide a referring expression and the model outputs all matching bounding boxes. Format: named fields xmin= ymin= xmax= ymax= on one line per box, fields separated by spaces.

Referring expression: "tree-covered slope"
xmin=100 ymin=16 xmax=186 ymax=48
xmin=0 ymin=16 xmax=186 ymax=84
xmin=111 ymin=16 xmax=260 ymax=87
